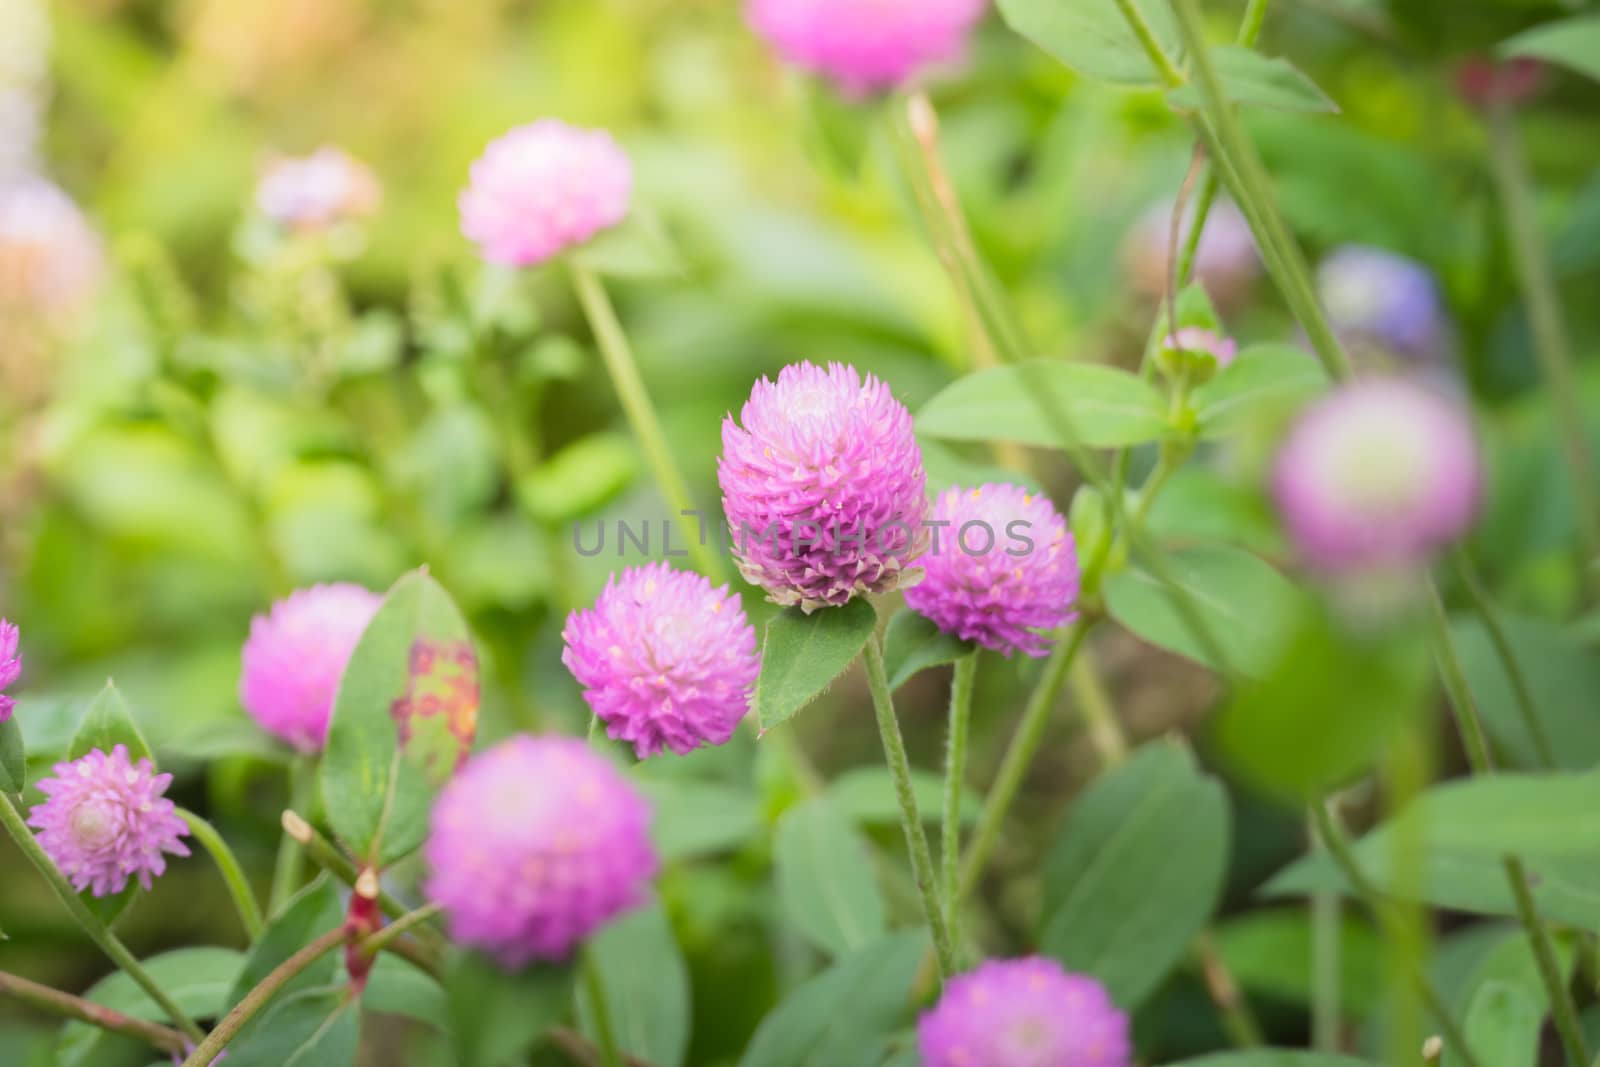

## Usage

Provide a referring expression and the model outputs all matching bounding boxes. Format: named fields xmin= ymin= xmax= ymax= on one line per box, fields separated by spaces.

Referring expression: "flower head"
xmin=747 ymin=0 xmax=988 ymax=94
xmin=1160 ymin=327 xmax=1238 ymax=380
xmin=918 ymin=956 xmax=1131 ymax=1067
xmin=0 ymin=619 xmax=19 ymax=723
xmin=563 ymin=563 xmax=759 ymax=759
xmin=719 ymin=361 xmax=929 ymax=611
xmin=29 ymin=745 xmax=191 ymax=897
xmin=904 ymin=484 xmax=1078 ymax=657
xmin=239 ymin=583 xmax=382 ymax=752
xmin=1124 ymin=197 xmax=1258 ymax=307
xmin=1273 ymin=379 xmax=1480 ymax=573
xmin=459 ymin=120 xmax=631 ymax=267
xmin=1317 ymin=245 xmax=1451 ymax=369
xmin=0 ymin=176 xmax=103 ymax=319
xmin=423 ymin=736 xmax=657 ymax=968
xmin=256 ymin=146 xmax=381 ymax=231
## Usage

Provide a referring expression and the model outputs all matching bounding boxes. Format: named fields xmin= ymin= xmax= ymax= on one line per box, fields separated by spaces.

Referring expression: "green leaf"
xmin=737 ymin=933 xmax=925 ymax=1067
xmin=997 ymin=0 xmax=1182 ymax=86
xmin=225 ymin=986 xmax=360 ymax=1067
xmin=364 ymin=954 xmax=450 ymax=1032
xmin=1215 ymin=609 xmax=1431 ymax=801
xmin=1441 ymin=925 xmax=1575 ymax=1067
xmin=1168 ymin=1054 xmax=1378 ymax=1067
xmin=571 ymin=210 xmax=684 ymax=279
xmin=1103 ymin=545 xmax=1309 ymax=677
xmin=228 ymin=877 xmax=343 ymax=1008
xmin=446 ymin=951 xmax=575 ymax=1067
xmin=1449 ymin=613 xmax=1600 ymax=771
xmin=1038 ymin=742 xmax=1230 ymax=1008
xmin=754 ymin=599 xmax=876 ymax=732
xmin=515 ymin=433 xmax=637 ymax=523
xmin=0 ymin=714 xmax=24 ymax=793
xmin=1174 ymin=283 xmax=1222 ymax=332
xmin=774 ymin=798 xmax=887 ymax=958
xmin=635 ymin=778 xmax=763 ymax=861
xmin=826 ymin=766 xmax=979 ymax=827
xmin=576 ymin=901 xmax=691 ymax=1067
xmin=1213 ymin=909 xmax=1383 ymax=1019
xmin=57 ymin=948 xmax=245 ymax=1067
xmin=1501 ymin=15 xmax=1600 ymax=84
xmin=1192 ymin=344 xmax=1329 ymax=438
xmin=917 ymin=361 xmax=1170 ymax=450
xmin=68 ymin=681 xmax=152 ymax=764
xmin=881 ymin=610 xmax=974 ymax=690
xmin=1459 ymin=982 xmax=1540 ymax=1067
xmin=1169 ymin=48 xmax=1339 ymax=113
xmin=323 ymin=568 xmax=480 ymax=868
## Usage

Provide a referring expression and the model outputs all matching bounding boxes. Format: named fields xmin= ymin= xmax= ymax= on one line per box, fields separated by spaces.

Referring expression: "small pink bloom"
xmin=747 ymin=0 xmax=988 ymax=93
xmin=256 ymin=146 xmax=381 ymax=231
xmin=459 ymin=120 xmax=632 ymax=267
xmin=1162 ymin=327 xmax=1238 ymax=370
xmin=29 ymin=745 xmax=191 ymax=897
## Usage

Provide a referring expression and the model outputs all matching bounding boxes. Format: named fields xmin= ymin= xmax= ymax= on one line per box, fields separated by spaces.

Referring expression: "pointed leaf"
xmin=918 ymin=361 xmax=1169 ymax=450
xmin=226 ymin=986 xmax=360 ymax=1067
xmin=576 ymin=901 xmax=691 ymax=1067
xmin=754 ymin=599 xmax=876 ymax=732
xmin=1170 ymin=48 xmax=1339 ymax=113
xmin=69 ymin=682 xmax=152 ymax=764
xmin=322 ymin=569 xmax=480 ymax=868
xmin=446 ymin=951 xmax=575 ymax=1067
xmin=1192 ymin=345 xmax=1329 ymax=438
xmin=228 ymin=876 xmax=344 ymax=1007
xmin=0 ymin=715 xmax=24 ymax=793
xmin=774 ymin=798 xmax=887 ymax=957
xmin=998 ymin=0 xmax=1182 ymax=86
xmin=881 ymin=610 xmax=974 ymax=690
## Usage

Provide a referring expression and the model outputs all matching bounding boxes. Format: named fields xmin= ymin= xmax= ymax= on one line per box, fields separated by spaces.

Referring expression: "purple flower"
xmin=904 ymin=484 xmax=1079 ymax=657
xmin=562 ymin=563 xmax=759 ymax=759
xmin=1273 ymin=379 xmax=1481 ymax=573
xmin=719 ymin=361 xmax=929 ymax=612
xmin=256 ymin=146 xmax=381 ymax=231
xmin=918 ymin=957 xmax=1131 ymax=1067
xmin=239 ymin=583 xmax=382 ymax=753
xmin=0 ymin=619 xmax=19 ymax=723
xmin=0 ymin=176 xmax=104 ymax=319
xmin=746 ymin=0 xmax=988 ymax=94
xmin=1123 ymin=197 xmax=1259 ymax=307
xmin=29 ymin=745 xmax=191 ymax=897
xmin=459 ymin=120 xmax=632 ymax=267
xmin=1316 ymin=245 xmax=1451 ymax=368
xmin=423 ymin=736 xmax=657 ymax=968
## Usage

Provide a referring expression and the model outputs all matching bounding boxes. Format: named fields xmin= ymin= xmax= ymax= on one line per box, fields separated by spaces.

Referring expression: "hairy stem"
xmin=941 ymin=653 xmax=978 ymax=933
xmin=0 ymin=969 xmax=188 ymax=1054
xmin=179 ymin=808 xmax=265 ymax=940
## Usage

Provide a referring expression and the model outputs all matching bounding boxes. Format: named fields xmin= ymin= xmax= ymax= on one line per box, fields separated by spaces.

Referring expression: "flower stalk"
xmin=0 ymin=970 xmax=189 ymax=1055
xmin=179 ymin=808 xmax=265 ymax=940
xmin=940 ymin=652 xmax=978 ymax=930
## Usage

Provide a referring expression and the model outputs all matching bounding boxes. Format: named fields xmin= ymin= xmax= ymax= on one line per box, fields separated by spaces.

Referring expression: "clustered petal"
xmin=1316 ymin=245 xmax=1451 ymax=369
xmin=718 ymin=361 xmax=930 ymax=612
xmin=239 ymin=583 xmax=382 ymax=753
xmin=562 ymin=562 xmax=759 ymax=759
xmin=0 ymin=619 xmax=19 ymax=723
xmin=459 ymin=120 xmax=632 ymax=267
xmin=747 ymin=0 xmax=988 ymax=94
xmin=905 ymin=484 xmax=1079 ymax=657
xmin=1273 ymin=378 xmax=1480 ymax=573
xmin=256 ymin=146 xmax=382 ymax=231
xmin=29 ymin=745 xmax=191 ymax=898
xmin=423 ymin=736 xmax=658 ymax=969
xmin=918 ymin=956 xmax=1132 ymax=1067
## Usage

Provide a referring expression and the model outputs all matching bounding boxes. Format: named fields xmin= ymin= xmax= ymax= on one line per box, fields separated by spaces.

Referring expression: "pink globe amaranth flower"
xmin=1273 ymin=379 xmax=1481 ymax=573
xmin=1162 ymin=327 xmax=1238 ymax=371
xmin=719 ymin=361 xmax=930 ymax=612
xmin=458 ymin=120 xmax=631 ymax=267
xmin=904 ymin=484 xmax=1079 ymax=657
xmin=256 ymin=146 xmax=381 ymax=231
xmin=28 ymin=745 xmax=191 ymax=897
xmin=918 ymin=957 xmax=1132 ymax=1067
xmin=746 ymin=0 xmax=988 ymax=94
xmin=0 ymin=619 xmax=19 ymax=723
xmin=423 ymin=736 xmax=658 ymax=969
xmin=1124 ymin=197 xmax=1259 ymax=308
xmin=0 ymin=176 xmax=103 ymax=319
xmin=562 ymin=563 xmax=759 ymax=759
xmin=239 ymin=583 xmax=382 ymax=753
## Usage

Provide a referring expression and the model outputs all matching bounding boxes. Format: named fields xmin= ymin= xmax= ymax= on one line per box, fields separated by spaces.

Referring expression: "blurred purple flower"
xmin=746 ymin=0 xmax=988 ymax=94
xmin=423 ymin=736 xmax=657 ymax=969
xmin=239 ymin=583 xmax=381 ymax=753
xmin=719 ymin=361 xmax=929 ymax=612
xmin=1316 ymin=245 xmax=1452 ymax=369
xmin=459 ymin=120 xmax=631 ymax=267
xmin=0 ymin=620 xmax=19 ymax=723
xmin=29 ymin=745 xmax=191 ymax=897
xmin=1273 ymin=378 xmax=1480 ymax=573
xmin=904 ymin=484 xmax=1079 ymax=657
xmin=562 ymin=562 xmax=759 ymax=759
xmin=1123 ymin=197 xmax=1259 ymax=308
xmin=256 ymin=146 xmax=381 ymax=231
xmin=918 ymin=956 xmax=1132 ymax=1067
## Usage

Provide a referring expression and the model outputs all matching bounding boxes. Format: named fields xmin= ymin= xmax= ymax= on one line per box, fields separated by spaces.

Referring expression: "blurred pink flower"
xmin=747 ymin=0 xmax=988 ymax=93
xmin=256 ymin=146 xmax=381 ymax=230
xmin=0 ymin=176 xmax=103 ymax=319
xmin=0 ymin=619 xmax=19 ymax=723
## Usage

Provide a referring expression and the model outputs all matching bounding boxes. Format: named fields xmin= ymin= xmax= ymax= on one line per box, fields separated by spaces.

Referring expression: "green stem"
xmin=1111 ymin=0 xmax=1186 ymax=87
xmin=178 ymin=809 xmax=264 ymax=940
xmin=356 ymin=902 xmax=444 ymax=968
xmin=940 ymin=653 xmax=978 ymax=931
xmin=179 ymin=928 xmax=345 ymax=1067
xmin=269 ymin=755 xmax=315 ymax=914
xmin=0 ymin=795 xmax=205 ymax=1042
xmin=0 ymin=970 xmax=189 ymax=1054
xmin=862 ymin=636 xmax=957 ymax=980
xmin=957 ymin=619 xmax=1094 ymax=901
xmin=1449 ymin=550 xmax=1555 ymax=769
xmin=1193 ymin=930 xmax=1265 ymax=1048
xmin=1237 ymin=0 xmax=1272 ymax=46
xmin=569 ymin=262 xmax=726 ymax=584
xmin=1485 ymin=100 xmax=1600 ymax=596
xmin=1311 ymin=802 xmax=1483 ymax=1067
xmin=1309 ymin=811 xmax=1342 ymax=1052
xmin=1066 ymin=656 xmax=1127 ymax=765
xmin=584 ymin=948 xmax=625 ymax=1067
